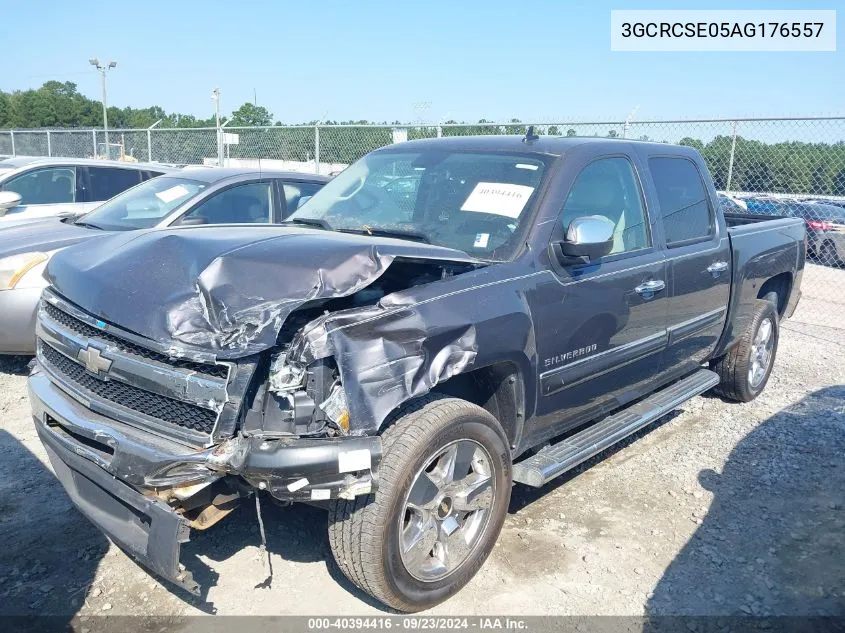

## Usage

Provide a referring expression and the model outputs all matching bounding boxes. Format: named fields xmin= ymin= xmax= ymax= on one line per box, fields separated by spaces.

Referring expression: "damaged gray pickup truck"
xmin=29 ymin=134 xmax=805 ymax=612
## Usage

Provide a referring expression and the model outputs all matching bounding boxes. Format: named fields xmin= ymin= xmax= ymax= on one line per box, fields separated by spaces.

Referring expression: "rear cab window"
xmin=649 ymin=157 xmax=714 ymax=247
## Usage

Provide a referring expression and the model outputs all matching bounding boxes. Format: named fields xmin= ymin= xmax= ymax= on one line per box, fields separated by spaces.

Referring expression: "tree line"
xmin=0 ymin=81 xmax=279 ymax=129
xmin=3 ymin=82 xmax=845 ymax=196
xmin=678 ymin=136 xmax=845 ymax=197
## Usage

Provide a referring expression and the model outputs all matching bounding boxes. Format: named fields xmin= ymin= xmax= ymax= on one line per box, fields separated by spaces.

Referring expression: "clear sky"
xmin=4 ymin=0 xmax=842 ymax=124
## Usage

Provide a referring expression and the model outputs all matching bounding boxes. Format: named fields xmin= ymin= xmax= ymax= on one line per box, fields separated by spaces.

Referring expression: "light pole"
xmin=211 ymin=88 xmax=223 ymax=167
xmin=89 ymin=58 xmax=117 ymax=159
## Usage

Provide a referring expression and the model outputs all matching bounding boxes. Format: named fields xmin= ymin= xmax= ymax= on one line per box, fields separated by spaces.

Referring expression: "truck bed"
xmin=713 ymin=213 xmax=805 ymax=359
xmin=723 ymin=211 xmax=788 ymax=227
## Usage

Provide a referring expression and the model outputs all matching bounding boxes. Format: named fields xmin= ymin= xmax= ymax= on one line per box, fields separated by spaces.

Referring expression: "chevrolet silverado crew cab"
xmin=29 ymin=135 xmax=805 ymax=612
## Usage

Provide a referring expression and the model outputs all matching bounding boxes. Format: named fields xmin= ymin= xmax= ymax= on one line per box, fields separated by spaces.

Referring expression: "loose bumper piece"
xmin=29 ymin=369 xmax=382 ymax=594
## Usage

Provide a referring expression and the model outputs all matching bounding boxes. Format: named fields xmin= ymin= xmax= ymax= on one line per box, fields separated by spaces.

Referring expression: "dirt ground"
xmin=0 ymin=264 xmax=843 ymax=620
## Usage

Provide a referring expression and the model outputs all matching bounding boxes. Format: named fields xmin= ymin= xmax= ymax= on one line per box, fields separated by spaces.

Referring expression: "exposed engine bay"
xmin=38 ymin=226 xmax=487 ymax=517
xmin=242 ymin=258 xmax=479 ymax=442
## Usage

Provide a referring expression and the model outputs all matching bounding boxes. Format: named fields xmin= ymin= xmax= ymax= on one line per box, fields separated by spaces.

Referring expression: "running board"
xmin=512 ymin=369 xmax=720 ymax=487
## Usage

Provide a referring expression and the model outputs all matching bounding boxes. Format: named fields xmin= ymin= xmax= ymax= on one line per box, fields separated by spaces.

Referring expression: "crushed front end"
xmin=29 ymin=288 xmax=381 ymax=594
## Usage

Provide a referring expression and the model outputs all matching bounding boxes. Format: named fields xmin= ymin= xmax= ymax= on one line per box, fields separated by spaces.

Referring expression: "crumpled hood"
xmin=45 ymin=225 xmax=479 ymax=358
xmin=0 ymin=217 xmax=103 ymax=257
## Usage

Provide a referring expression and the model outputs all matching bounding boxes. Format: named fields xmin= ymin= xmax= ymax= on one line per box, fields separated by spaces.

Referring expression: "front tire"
xmin=328 ymin=395 xmax=512 ymax=612
xmin=711 ymin=299 xmax=779 ymax=402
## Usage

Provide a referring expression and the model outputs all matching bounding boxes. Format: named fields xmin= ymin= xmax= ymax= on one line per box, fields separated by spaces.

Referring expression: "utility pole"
xmin=212 ymin=88 xmax=223 ymax=167
xmin=147 ymin=119 xmax=162 ymax=162
xmin=622 ymin=105 xmax=640 ymax=139
xmin=89 ymin=58 xmax=117 ymax=159
xmin=221 ymin=117 xmax=236 ymax=168
xmin=726 ymin=120 xmax=739 ymax=193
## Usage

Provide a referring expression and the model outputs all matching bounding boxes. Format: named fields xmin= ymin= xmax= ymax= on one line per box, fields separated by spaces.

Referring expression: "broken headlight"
xmin=259 ymin=352 xmax=349 ymax=436
xmin=320 ymin=383 xmax=350 ymax=433
xmin=268 ymin=351 xmax=305 ymax=393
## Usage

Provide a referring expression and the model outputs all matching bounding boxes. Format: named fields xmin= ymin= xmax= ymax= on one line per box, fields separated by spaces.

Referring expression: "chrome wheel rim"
xmin=748 ymin=316 xmax=774 ymax=389
xmin=398 ymin=439 xmax=495 ymax=582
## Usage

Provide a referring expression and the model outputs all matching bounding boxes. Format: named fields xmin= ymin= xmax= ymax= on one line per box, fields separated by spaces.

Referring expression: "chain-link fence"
xmin=1 ymin=117 xmax=843 ymax=329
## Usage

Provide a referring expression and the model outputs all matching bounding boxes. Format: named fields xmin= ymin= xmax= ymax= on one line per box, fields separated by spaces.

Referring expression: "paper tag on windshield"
xmin=473 ymin=233 xmax=490 ymax=248
xmin=155 ymin=184 xmax=190 ymax=203
xmin=460 ymin=182 xmax=535 ymax=218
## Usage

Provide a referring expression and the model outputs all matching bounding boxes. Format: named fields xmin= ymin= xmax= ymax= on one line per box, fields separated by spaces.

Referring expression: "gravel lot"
xmin=0 ymin=262 xmax=843 ymax=620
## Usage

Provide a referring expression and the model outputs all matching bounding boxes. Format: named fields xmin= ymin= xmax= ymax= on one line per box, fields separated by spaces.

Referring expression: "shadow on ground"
xmin=646 ymin=385 xmax=845 ymax=616
xmin=183 ymin=497 xmax=391 ymax=610
xmin=0 ymin=355 xmax=32 ymax=377
xmin=0 ymin=429 xmax=109 ymax=618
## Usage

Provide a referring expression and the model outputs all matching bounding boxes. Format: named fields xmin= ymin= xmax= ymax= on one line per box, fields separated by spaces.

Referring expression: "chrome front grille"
xmin=36 ymin=290 xmax=231 ymax=444
xmin=41 ymin=301 xmax=228 ymax=378
xmin=40 ymin=342 xmax=218 ymax=434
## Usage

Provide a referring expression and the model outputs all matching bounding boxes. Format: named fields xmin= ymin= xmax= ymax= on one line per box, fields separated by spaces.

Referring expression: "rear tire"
xmin=328 ymin=395 xmax=512 ymax=612
xmin=710 ymin=299 xmax=779 ymax=402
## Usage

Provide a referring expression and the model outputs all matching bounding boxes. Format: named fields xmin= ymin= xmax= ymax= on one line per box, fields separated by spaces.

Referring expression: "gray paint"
xmin=43 ymin=137 xmax=805 ymax=448
xmin=31 ymin=136 xmax=806 ymax=592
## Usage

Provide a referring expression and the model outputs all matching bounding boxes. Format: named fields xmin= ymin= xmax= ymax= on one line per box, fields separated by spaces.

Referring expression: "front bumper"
xmin=39 ymin=424 xmax=200 ymax=593
xmin=0 ymin=287 xmax=41 ymax=354
xmin=29 ymin=369 xmax=382 ymax=593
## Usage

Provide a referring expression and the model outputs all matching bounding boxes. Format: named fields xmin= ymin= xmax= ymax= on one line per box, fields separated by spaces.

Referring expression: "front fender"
xmin=288 ymin=267 xmax=539 ymax=435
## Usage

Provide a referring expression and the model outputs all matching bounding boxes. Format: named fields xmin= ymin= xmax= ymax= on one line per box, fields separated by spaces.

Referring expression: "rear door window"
xmin=649 ymin=157 xmax=714 ymax=246
xmin=87 ymin=167 xmax=143 ymax=201
xmin=3 ymin=166 xmax=76 ymax=204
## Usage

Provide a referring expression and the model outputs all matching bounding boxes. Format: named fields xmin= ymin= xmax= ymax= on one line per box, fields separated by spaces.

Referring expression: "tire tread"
xmin=711 ymin=299 xmax=778 ymax=402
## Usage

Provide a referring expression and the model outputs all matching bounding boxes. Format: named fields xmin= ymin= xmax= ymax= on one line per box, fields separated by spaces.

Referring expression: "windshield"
xmin=77 ymin=176 xmax=207 ymax=230
xmin=289 ymin=149 xmax=549 ymax=259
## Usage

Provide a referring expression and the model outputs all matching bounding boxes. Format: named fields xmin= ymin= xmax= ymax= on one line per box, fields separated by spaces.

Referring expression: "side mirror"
xmin=296 ymin=195 xmax=312 ymax=209
xmin=0 ymin=191 xmax=22 ymax=216
xmin=179 ymin=216 xmax=208 ymax=226
xmin=554 ymin=215 xmax=615 ymax=263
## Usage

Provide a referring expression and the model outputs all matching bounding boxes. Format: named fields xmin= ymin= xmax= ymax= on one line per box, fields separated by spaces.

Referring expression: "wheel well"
xmin=757 ymin=272 xmax=792 ymax=316
xmin=430 ymin=362 xmax=525 ymax=450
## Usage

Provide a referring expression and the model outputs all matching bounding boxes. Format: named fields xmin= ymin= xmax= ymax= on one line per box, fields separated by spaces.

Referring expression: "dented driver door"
xmin=528 ymin=153 xmax=669 ymax=444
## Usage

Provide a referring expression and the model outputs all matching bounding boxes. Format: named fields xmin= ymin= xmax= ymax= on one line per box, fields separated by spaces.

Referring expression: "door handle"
xmin=634 ymin=279 xmax=666 ymax=298
xmin=707 ymin=261 xmax=729 ymax=277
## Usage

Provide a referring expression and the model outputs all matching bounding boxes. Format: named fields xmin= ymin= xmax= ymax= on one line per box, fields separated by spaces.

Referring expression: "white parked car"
xmin=0 ymin=157 xmax=174 ymax=224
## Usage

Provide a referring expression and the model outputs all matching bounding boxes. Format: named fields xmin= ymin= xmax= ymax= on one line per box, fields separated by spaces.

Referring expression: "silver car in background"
xmin=0 ymin=167 xmax=330 ymax=354
xmin=0 ymin=157 xmax=174 ymax=224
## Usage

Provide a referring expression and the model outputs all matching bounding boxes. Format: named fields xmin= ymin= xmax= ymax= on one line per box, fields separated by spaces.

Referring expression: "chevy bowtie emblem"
xmin=77 ymin=346 xmax=112 ymax=375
